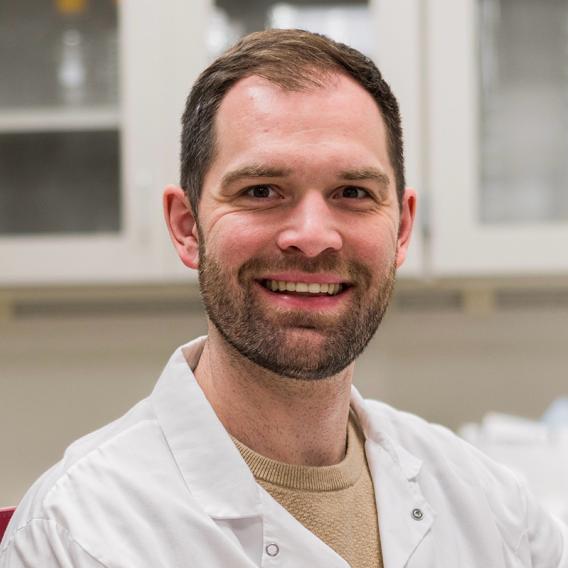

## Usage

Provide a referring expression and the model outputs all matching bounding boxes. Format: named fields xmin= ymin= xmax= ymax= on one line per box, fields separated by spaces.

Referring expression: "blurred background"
xmin=1 ymin=0 xmax=567 ymax=520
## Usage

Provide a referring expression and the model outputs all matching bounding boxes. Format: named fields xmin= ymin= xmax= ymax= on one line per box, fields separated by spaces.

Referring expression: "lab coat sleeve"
xmin=0 ymin=518 xmax=108 ymax=568
xmin=522 ymin=481 xmax=568 ymax=568
xmin=475 ymin=443 xmax=568 ymax=567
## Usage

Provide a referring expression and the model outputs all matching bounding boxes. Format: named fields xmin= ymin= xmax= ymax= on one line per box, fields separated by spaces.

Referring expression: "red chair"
xmin=0 ymin=507 xmax=16 ymax=542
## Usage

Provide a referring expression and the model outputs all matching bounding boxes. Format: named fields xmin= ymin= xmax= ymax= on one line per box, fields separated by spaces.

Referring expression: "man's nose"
xmin=276 ymin=191 xmax=343 ymax=257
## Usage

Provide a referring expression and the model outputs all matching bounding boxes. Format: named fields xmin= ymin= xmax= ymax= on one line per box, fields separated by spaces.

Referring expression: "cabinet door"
xmin=374 ymin=0 xmax=424 ymax=278
xmin=0 ymin=0 xmax=206 ymax=285
xmin=161 ymin=0 xmax=425 ymax=282
xmin=427 ymin=0 xmax=568 ymax=276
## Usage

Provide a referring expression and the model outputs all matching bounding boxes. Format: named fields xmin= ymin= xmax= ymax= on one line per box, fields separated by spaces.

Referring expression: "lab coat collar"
xmin=351 ymin=387 xmax=436 ymax=566
xmin=350 ymin=386 xmax=423 ymax=481
xmin=151 ymin=336 xmax=435 ymax=564
xmin=150 ymin=336 xmax=262 ymax=520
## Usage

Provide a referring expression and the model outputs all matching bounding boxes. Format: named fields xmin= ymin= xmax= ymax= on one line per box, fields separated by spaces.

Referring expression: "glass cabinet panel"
xmin=0 ymin=131 xmax=119 ymax=234
xmin=0 ymin=0 xmax=120 ymax=236
xmin=0 ymin=0 xmax=118 ymax=108
xmin=208 ymin=0 xmax=372 ymax=61
xmin=479 ymin=0 xmax=568 ymax=224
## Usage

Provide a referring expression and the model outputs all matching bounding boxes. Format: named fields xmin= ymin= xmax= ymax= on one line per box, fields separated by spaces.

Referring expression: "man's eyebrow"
xmin=221 ymin=165 xmax=293 ymax=188
xmin=339 ymin=167 xmax=390 ymax=188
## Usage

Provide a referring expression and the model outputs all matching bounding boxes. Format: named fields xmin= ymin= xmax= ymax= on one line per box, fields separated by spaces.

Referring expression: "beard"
xmin=197 ymin=234 xmax=397 ymax=380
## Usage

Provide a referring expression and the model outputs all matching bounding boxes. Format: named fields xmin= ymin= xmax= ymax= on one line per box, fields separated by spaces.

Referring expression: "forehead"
xmin=220 ymin=71 xmax=379 ymax=112
xmin=211 ymin=73 xmax=390 ymax=171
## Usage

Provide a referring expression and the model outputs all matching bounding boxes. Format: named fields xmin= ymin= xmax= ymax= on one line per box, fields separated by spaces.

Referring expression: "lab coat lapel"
xmin=151 ymin=338 xmax=262 ymax=520
xmin=365 ymin=440 xmax=435 ymax=567
xmin=351 ymin=388 xmax=436 ymax=567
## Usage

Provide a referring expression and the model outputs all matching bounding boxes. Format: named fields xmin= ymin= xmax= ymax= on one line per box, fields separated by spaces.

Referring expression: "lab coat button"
xmin=266 ymin=543 xmax=280 ymax=557
xmin=412 ymin=508 xmax=424 ymax=521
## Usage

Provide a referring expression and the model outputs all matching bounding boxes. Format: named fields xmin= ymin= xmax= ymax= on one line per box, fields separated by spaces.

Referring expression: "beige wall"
xmin=1 ymin=292 xmax=567 ymax=505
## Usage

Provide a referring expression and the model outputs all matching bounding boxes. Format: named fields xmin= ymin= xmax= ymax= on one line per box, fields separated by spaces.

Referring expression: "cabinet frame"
xmin=0 ymin=0 xmax=206 ymax=285
xmin=427 ymin=0 xmax=568 ymax=276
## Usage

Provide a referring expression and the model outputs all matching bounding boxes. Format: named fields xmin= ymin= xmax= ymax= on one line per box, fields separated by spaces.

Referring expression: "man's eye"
xmin=245 ymin=185 xmax=275 ymax=198
xmin=339 ymin=186 xmax=369 ymax=199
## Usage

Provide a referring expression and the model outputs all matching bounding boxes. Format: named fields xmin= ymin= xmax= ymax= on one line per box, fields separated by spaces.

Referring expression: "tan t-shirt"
xmin=232 ymin=410 xmax=383 ymax=568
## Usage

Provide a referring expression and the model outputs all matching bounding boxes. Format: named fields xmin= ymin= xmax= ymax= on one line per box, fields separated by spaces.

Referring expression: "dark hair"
xmin=180 ymin=28 xmax=405 ymax=215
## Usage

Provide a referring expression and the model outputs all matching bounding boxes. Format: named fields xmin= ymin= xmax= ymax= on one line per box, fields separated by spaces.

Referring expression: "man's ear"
xmin=163 ymin=185 xmax=199 ymax=269
xmin=395 ymin=188 xmax=417 ymax=268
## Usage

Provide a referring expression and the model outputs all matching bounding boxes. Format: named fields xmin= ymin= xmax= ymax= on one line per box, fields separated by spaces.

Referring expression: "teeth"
xmin=264 ymin=280 xmax=344 ymax=295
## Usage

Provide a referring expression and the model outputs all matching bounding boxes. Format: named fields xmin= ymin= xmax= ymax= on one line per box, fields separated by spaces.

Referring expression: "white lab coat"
xmin=1 ymin=336 xmax=567 ymax=567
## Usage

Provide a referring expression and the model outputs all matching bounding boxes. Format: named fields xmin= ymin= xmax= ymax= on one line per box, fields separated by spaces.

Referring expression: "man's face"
xmin=194 ymin=73 xmax=414 ymax=379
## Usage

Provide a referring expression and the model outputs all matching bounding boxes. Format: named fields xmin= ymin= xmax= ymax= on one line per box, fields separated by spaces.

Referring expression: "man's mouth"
xmin=260 ymin=279 xmax=349 ymax=296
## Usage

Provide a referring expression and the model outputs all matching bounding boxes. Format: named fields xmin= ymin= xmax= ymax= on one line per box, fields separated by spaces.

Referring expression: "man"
xmin=1 ymin=29 xmax=566 ymax=567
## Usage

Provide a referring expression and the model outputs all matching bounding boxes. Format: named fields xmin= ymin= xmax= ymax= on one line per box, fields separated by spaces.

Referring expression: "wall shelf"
xmin=0 ymin=107 xmax=120 ymax=133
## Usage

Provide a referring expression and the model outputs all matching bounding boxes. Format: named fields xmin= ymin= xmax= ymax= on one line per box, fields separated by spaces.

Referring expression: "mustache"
xmin=237 ymin=254 xmax=373 ymax=288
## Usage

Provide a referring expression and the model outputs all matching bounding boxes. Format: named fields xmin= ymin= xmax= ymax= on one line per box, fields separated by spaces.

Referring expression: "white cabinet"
xmin=7 ymin=0 xmax=567 ymax=284
xmin=0 ymin=0 xmax=206 ymax=285
xmin=427 ymin=0 xmax=568 ymax=276
xmin=1 ymin=0 xmax=423 ymax=285
xmin=164 ymin=0 xmax=426 ymax=281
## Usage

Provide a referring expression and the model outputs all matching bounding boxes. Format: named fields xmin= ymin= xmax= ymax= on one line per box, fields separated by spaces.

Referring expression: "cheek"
xmin=350 ymin=226 xmax=398 ymax=267
xmin=206 ymin=216 xmax=272 ymax=265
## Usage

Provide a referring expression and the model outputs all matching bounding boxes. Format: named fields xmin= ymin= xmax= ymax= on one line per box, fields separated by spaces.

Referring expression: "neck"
xmin=192 ymin=325 xmax=354 ymax=466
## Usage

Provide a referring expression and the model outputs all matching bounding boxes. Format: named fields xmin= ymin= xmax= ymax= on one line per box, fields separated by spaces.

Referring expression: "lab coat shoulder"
xmin=3 ymin=398 xmax=153 ymax=519
xmin=0 ymin=394 xmax=253 ymax=568
xmin=0 ymin=518 xmax=108 ymax=568
xmin=364 ymin=398 xmax=523 ymax=494
xmin=359 ymin=398 xmax=568 ymax=568
xmin=0 ymin=398 xmax=170 ymax=567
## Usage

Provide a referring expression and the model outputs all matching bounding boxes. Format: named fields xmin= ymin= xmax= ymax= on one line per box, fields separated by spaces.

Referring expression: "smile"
xmin=261 ymin=279 xmax=347 ymax=296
